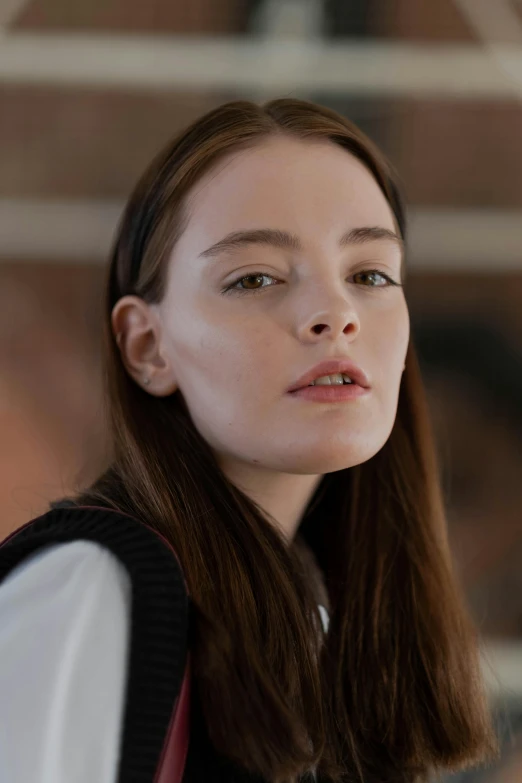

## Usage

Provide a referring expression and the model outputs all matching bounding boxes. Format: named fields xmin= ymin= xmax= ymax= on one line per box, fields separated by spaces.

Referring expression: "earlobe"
xmin=139 ymin=372 xmax=178 ymax=396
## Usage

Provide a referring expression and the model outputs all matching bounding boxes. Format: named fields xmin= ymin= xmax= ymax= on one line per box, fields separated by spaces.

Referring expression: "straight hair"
xmin=71 ymin=99 xmax=500 ymax=783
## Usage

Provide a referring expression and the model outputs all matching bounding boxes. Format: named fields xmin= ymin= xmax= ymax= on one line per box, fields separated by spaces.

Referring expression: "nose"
xmin=296 ymin=289 xmax=361 ymax=342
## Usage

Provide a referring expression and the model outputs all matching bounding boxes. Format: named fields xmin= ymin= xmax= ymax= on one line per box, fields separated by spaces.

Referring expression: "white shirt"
xmin=0 ymin=541 xmax=329 ymax=782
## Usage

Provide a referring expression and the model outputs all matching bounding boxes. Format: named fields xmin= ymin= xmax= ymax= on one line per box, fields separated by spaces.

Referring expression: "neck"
xmin=218 ymin=457 xmax=324 ymax=544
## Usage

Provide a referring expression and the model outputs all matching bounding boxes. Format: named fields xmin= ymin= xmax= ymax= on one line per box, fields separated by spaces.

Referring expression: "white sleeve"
xmin=0 ymin=539 xmax=131 ymax=783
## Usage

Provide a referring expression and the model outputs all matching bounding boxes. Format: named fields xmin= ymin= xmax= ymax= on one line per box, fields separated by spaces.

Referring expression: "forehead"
xmin=180 ymin=136 xmax=397 ymax=252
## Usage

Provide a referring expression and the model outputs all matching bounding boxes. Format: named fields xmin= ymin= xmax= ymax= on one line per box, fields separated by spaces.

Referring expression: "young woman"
xmin=0 ymin=99 xmax=500 ymax=783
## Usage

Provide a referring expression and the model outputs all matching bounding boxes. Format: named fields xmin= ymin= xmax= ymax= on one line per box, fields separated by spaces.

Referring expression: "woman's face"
xmin=152 ymin=136 xmax=409 ymax=475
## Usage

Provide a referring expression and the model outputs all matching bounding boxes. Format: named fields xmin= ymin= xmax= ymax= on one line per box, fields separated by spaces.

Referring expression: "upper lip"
xmin=286 ymin=358 xmax=371 ymax=392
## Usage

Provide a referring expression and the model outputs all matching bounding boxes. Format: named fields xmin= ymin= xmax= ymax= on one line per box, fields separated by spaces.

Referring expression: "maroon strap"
xmin=154 ymin=654 xmax=192 ymax=783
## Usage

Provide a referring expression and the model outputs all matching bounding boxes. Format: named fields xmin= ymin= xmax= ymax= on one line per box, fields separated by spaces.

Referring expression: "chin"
xmin=265 ymin=443 xmax=385 ymax=475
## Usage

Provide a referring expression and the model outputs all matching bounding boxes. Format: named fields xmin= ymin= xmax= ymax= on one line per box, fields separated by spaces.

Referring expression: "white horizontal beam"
xmin=0 ymin=33 xmax=520 ymax=98
xmin=407 ymin=207 xmax=522 ymax=270
xmin=0 ymin=199 xmax=122 ymax=262
xmin=0 ymin=199 xmax=521 ymax=270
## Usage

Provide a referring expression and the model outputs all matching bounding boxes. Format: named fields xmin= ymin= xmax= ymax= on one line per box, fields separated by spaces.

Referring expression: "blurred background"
xmin=0 ymin=1 xmax=522 ymax=780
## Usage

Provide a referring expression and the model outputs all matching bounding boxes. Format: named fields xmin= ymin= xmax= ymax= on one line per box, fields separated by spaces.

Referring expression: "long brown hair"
xmin=72 ymin=99 xmax=500 ymax=782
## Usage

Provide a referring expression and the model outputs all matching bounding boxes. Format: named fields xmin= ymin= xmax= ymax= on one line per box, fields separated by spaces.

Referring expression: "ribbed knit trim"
xmin=0 ymin=504 xmax=190 ymax=783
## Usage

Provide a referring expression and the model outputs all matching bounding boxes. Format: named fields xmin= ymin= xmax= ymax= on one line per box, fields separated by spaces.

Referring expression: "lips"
xmin=286 ymin=358 xmax=370 ymax=393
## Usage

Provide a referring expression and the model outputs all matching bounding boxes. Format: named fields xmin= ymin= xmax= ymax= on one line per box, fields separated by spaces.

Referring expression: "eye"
xmin=222 ymin=272 xmax=279 ymax=295
xmin=353 ymin=269 xmax=399 ymax=287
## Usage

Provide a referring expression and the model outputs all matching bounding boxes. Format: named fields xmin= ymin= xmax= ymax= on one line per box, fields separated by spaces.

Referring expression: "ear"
xmin=111 ymin=296 xmax=177 ymax=396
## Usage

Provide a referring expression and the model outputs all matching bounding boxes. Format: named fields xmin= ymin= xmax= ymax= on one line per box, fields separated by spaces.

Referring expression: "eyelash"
xmin=221 ymin=269 xmax=402 ymax=296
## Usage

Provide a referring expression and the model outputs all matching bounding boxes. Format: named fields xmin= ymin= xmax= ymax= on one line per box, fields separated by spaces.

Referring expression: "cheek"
xmin=174 ymin=324 xmax=278 ymax=458
xmin=171 ymin=309 xmax=273 ymax=415
xmin=372 ymin=306 xmax=409 ymax=389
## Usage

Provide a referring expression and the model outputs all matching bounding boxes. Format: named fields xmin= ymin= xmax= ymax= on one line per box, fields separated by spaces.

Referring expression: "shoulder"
xmin=0 ymin=538 xmax=131 ymax=673
xmin=0 ymin=502 xmax=188 ymax=612
xmin=0 ymin=503 xmax=191 ymax=783
xmin=0 ymin=502 xmax=190 ymax=693
xmin=0 ymin=538 xmax=131 ymax=613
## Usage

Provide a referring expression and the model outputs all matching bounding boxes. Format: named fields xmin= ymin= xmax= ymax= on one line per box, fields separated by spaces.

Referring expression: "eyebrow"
xmin=198 ymin=226 xmax=404 ymax=261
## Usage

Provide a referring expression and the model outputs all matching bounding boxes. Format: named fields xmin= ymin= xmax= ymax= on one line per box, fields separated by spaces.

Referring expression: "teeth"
xmin=309 ymin=373 xmax=353 ymax=386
